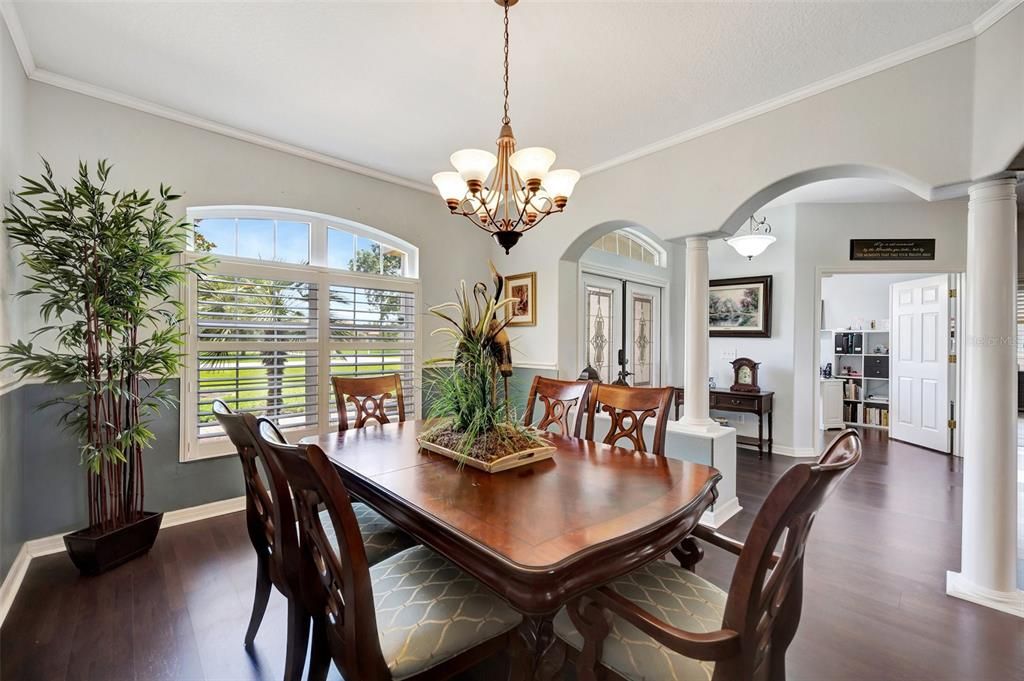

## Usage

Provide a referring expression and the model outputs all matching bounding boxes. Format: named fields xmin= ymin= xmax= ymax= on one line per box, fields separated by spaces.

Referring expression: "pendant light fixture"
xmin=432 ymin=0 xmax=580 ymax=254
xmin=727 ymin=214 xmax=776 ymax=260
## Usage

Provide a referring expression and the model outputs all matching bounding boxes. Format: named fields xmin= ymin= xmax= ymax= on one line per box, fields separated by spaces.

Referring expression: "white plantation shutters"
xmin=329 ymin=284 xmax=416 ymax=425
xmin=183 ymin=207 xmax=419 ymax=461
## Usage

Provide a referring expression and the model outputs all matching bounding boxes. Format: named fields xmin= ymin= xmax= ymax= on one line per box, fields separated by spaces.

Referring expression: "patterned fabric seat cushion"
xmin=554 ymin=559 xmax=727 ymax=681
xmin=370 ymin=545 xmax=522 ymax=680
xmin=320 ymin=503 xmax=417 ymax=566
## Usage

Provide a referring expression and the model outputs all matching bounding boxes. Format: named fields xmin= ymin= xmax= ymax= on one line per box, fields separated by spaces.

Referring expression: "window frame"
xmin=588 ymin=227 xmax=667 ymax=268
xmin=180 ymin=206 xmax=421 ymax=462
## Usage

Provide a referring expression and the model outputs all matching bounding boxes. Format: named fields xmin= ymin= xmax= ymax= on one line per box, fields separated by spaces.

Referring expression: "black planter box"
xmin=64 ymin=511 xmax=163 ymax=575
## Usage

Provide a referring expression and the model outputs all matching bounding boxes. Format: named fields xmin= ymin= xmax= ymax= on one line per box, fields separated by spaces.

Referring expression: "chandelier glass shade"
xmin=727 ymin=214 xmax=776 ymax=260
xmin=432 ymin=0 xmax=579 ymax=253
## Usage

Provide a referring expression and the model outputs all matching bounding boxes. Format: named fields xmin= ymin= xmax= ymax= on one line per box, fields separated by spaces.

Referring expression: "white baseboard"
xmin=772 ymin=444 xmax=818 ymax=458
xmin=946 ymin=571 xmax=1024 ymax=618
xmin=700 ymin=496 xmax=742 ymax=528
xmin=0 ymin=495 xmax=246 ymax=627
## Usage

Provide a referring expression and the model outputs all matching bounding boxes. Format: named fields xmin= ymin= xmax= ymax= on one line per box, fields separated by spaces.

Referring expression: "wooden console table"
xmin=674 ymin=388 xmax=775 ymax=458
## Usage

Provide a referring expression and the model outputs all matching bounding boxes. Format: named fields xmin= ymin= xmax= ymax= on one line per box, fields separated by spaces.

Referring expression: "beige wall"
xmin=17 ymin=81 xmax=493 ymax=362
xmin=1 ymin=19 xmax=28 ymax=380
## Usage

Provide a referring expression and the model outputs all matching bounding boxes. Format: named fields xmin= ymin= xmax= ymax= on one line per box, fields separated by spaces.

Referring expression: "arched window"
xmin=181 ymin=206 xmax=420 ymax=461
xmin=589 ymin=228 xmax=665 ymax=267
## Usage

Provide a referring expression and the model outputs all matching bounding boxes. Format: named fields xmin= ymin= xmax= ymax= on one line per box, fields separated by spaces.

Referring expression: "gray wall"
xmin=0 ymin=380 xmax=244 ymax=578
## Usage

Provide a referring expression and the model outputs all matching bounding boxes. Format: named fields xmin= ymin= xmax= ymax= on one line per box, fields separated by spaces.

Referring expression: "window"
xmin=588 ymin=228 xmax=665 ymax=267
xmin=182 ymin=207 xmax=419 ymax=461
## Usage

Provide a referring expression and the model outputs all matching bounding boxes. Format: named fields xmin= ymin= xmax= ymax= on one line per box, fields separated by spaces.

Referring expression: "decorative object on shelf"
xmin=504 ymin=271 xmax=537 ymax=326
xmin=849 ymin=238 xmax=935 ymax=261
xmin=873 ymin=344 xmax=889 ymax=354
xmin=709 ymin=275 xmax=773 ymax=338
xmin=709 ymin=376 xmax=717 ymax=389
xmin=431 ymin=0 xmax=580 ymax=254
xmin=420 ymin=264 xmax=551 ymax=472
xmin=0 ymin=159 xmax=212 ymax=575
xmin=730 ymin=357 xmax=762 ymax=392
xmin=726 ymin=213 xmax=776 ymax=260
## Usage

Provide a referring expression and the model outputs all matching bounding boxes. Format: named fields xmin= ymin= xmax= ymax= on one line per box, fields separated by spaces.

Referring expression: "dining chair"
xmin=523 ymin=376 xmax=593 ymax=438
xmin=258 ymin=436 xmax=525 ymax=681
xmin=331 ymin=373 xmax=407 ymax=431
xmin=543 ymin=428 xmax=863 ymax=681
xmin=256 ymin=418 xmax=417 ymax=568
xmin=211 ymin=400 xmax=308 ymax=681
xmin=584 ymin=384 xmax=675 ymax=456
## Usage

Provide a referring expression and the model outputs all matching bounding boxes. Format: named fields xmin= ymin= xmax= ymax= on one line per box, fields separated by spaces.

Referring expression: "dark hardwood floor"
xmin=3 ymin=429 xmax=1022 ymax=681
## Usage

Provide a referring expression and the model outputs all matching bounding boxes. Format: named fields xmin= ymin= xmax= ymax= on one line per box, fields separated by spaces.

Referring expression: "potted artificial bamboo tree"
xmin=1 ymin=160 xmax=210 ymax=575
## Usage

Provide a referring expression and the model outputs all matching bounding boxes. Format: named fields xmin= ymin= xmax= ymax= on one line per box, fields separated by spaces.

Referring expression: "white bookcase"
xmin=821 ymin=329 xmax=891 ymax=430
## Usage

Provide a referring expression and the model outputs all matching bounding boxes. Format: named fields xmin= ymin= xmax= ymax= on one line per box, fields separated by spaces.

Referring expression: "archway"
xmin=555 ymin=220 xmax=679 ymax=385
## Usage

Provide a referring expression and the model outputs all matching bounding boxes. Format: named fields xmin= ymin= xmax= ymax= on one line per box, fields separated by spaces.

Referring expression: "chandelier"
xmin=727 ymin=214 xmax=776 ymax=260
xmin=432 ymin=0 xmax=580 ymax=254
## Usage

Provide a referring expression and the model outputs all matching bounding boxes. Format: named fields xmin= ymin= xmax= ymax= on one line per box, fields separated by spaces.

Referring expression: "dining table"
xmin=303 ymin=419 xmax=721 ymax=675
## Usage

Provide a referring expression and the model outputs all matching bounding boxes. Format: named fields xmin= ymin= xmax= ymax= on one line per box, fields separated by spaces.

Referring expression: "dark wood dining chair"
xmin=256 ymin=417 xmax=417 ymax=567
xmin=585 ymin=384 xmax=675 ymax=456
xmin=543 ymin=428 xmax=863 ymax=681
xmin=257 ymin=436 xmax=525 ymax=681
xmin=211 ymin=400 xmax=308 ymax=680
xmin=331 ymin=373 xmax=407 ymax=431
xmin=523 ymin=376 xmax=593 ymax=438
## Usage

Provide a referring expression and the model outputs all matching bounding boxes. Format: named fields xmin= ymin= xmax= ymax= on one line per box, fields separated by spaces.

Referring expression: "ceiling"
xmin=9 ymin=1 xmax=998 ymax=188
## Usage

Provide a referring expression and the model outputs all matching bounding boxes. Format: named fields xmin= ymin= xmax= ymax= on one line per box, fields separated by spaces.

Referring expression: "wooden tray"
xmin=417 ymin=437 xmax=556 ymax=473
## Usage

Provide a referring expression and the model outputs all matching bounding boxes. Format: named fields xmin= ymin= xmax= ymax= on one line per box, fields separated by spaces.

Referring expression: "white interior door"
xmin=625 ymin=282 xmax=662 ymax=386
xmin=581 ymin=273 xmax=622 ymax=383
xmin=890 ymin=275 xmax=950 ymax=452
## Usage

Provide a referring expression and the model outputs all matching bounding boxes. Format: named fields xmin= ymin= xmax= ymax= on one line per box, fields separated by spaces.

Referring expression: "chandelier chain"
xmin=502 ymin=0 xmax=510 ymax=125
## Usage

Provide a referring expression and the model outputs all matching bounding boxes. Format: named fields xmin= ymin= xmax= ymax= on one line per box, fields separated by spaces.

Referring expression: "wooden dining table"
xmin=303 ymin=419 xmax=721 ymax=672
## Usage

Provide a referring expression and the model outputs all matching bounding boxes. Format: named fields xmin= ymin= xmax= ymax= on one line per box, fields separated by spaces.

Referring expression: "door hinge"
xmin=948 ymin=354 xmax=957 ymax=364
xmin=948 ymin=289 xmax=957 ymax=298
xmin=948 ymin=418 xmax=957 ymax=429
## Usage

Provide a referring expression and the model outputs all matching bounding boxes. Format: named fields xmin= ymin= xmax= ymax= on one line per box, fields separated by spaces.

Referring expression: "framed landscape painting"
xmin=505 ymin=271 xmax=537 ymax=326
xmin=709 ymin=275 xmax=772 ymax=338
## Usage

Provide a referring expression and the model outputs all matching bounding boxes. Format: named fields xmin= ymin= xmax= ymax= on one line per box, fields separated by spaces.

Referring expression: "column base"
xmin=676 ymin=418 xmax=720 ymax=434
xmin=946 ymin=571 xmax=1024 ymax=618
xmin=699 ymin=497 xmax=741 ymax=528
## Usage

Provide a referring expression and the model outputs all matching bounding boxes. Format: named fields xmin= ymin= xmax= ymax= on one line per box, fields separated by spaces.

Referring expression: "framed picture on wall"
xmin=709 ymin=275 xmax=773 ymax=338
xmin=505 ymin=271 xmax=537 ymax=326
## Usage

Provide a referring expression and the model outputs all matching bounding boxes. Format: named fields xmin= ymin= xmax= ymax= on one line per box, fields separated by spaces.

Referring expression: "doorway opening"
xmin=816 ymin=270 xmax=963 ymax=455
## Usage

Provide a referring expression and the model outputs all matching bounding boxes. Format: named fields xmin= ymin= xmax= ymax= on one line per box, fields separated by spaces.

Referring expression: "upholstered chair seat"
xmin=369 ymin=544 xmax=522 ymax=679
xmin=321 ymin=503 xmax=418 ymax=566
xmin=554 ymin=559 xmax=725 ymax=681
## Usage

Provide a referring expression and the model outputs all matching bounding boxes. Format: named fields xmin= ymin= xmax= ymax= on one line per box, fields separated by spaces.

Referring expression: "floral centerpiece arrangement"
xmin=419 ymin=264 xmax=551 ymax=471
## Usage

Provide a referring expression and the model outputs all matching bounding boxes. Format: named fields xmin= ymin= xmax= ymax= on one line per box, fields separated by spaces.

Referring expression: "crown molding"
xmin=0 ymin=2 xmax=433 ymax=194
xmin=582 ymin=0 xmax=1024 ymax=177
xmin=4 ymin=0 xmax=1022 ymax=186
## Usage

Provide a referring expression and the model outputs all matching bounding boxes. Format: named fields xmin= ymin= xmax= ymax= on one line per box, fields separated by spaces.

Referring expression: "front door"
xmin=890 ymin=274 xmax=950 ymax=452
xmin=625 ymin=282 xmax=662 ymax=386
xmin=582 ymin=273 xmax=622 ymax=383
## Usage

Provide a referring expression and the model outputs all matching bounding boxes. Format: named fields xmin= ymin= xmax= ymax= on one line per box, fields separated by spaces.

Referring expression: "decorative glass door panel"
xmin=626 ymin=282 xmax=661 ymax=386
xmin=582 ymin=274 xmax=621 ymax=383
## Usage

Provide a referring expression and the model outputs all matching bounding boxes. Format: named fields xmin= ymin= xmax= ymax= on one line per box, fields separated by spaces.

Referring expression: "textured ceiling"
xmin=11 ymin=1 xmax=997 ymax=186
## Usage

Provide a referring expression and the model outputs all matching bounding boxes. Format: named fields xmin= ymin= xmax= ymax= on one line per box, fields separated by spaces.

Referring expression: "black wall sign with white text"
xmin=849 ymin=239 xmax=936 ymax=261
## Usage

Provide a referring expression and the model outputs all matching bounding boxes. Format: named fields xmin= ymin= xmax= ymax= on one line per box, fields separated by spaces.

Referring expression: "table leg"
xmin=758 ymin=412 xmax=764 ymax=459
xmin=515 ymin=613 xmax=557 ymax=680
xmin=768 ymin=409 xmax=774 ymax=457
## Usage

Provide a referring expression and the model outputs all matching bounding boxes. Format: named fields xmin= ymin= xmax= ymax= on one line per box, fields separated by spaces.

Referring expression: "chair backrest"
xmin=585 ymin=384 xmax=674 ymax=455
xmin=331 ymin=374 xmax=406 ymax=432
xmin=212 ymin=403 xmax=300 ymax=596
xmin=256 ymin=435 xmax=389 ymax=679
xmin=717 ymin=429 xmax=862 ymax=681
xmin=523 ymin=377 xmax=593 ymax=438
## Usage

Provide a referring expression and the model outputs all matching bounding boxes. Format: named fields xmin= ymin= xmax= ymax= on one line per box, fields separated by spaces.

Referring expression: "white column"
xmin=946 ymin=177 xmax=1023 ymax=617
xmin=681 ymin=237 xmax=716 ymax=430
